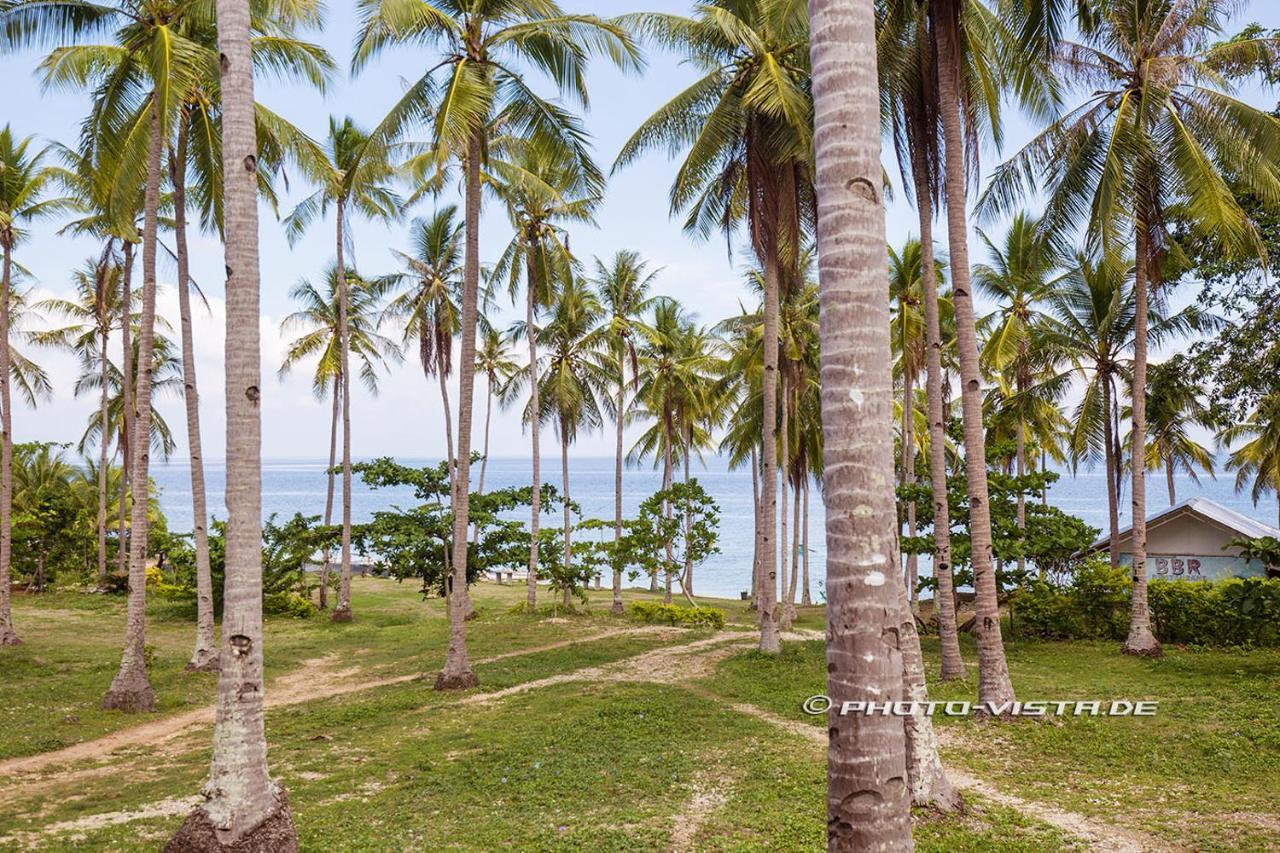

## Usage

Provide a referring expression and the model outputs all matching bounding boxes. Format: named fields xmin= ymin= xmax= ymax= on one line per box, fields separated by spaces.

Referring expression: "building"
xmin=1089 ymin=497 xmax=1280 ymax=581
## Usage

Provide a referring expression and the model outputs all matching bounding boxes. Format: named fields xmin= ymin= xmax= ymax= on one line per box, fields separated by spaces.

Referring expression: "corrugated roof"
xmin=1088 ymin=497 xmax=1280 ymax=551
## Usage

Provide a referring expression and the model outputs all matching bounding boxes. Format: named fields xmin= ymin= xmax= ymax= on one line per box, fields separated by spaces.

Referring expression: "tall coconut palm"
xmin=169 ymin=0 xmax=296 ymax=838
xmin=279 ymin=264 xmax=400 ymax=609
xmin=1221 ymin=394 xmax=1280 ymax=526
xmin=617 ymin=0 xmax=812 ymax=653
xmin=0 ymin=127 xmax=75 ymax=647
xmin=284 ymin=115 xmax=402 ymax=623
xmin=975 ymin=211 xmax=1064 ymax=577
xmin=809 ymin=0 xmax=916 ymax=843
xmin=1137 ymin=359 xmax=1216 ymax=507
xmin=354 ymin=0 xmax=638 ymax=690
xmin=592 ymin=251 xmax=658 ymax=613
xmin=524 ymin=277 xmax=608 ymax=607
xmin=474 ymin=326 xmax=518 ymax=518
xmin=491 ymin=137 xmax=603 ymax=613
xmin=981 ymin=0 xmax=1280 ymax=656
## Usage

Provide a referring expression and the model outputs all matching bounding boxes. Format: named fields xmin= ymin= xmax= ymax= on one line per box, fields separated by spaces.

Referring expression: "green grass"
xmin=3 ymin=579 xmax=1274 ymax=850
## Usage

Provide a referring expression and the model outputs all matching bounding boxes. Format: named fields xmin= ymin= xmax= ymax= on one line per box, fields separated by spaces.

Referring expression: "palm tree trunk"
xmin=331 ymin=202 xmax=356 ymax=623
xmin=436 ymin=131 xmax=482 ymax=690
xmin=612 ymin=352 xmax=625 ymax=614
xmin=682 ymin=421 xmax=694 ymax=596
xmin=561 ymin=420 xmax=572 ymax=608
xmin=1122 ymin=226 xmax=1161 ymax=657
xmin=809 ymin=0 xmax=916 ymax=840
xmin=778 ymin=374 xmax=791 ymax=631
xmin=96 ymin=311 xmax=110 ymax=594
xmin=0 ymin=240 xmax=18 ymax=646
xmin=903 ymin=363 xmax=919 ymax=609
xmin=751 ymin=445 xmax=762 ymax=615
xmin=801 ymin=475 xmax=812 ymax=606
xmin=1166 ymin=453 xmax=1175 ymax=506
xmin=787 ymin=471 xmax=800 ymax=612
xmin=935 ymin=2 xmax=1016 ymax=707
xmin=662 ymin=423 xmax=674 ymax=605
xmin=319 ymin=377 xmax=338 ymax=610
xmin=1015 ymin=370 xmax=1027 ymax=576
xmin=525 ymin=252 xmax=541 ymax=610
xmin=173 ymin=118 xmax=218 ymax=672
xmin=168 ymin=6 xmax=297 ymax=836
xmin=472 ymin=372 xmax=493 ymax=547
xmin=1103 ymin=373 xmax=1120 ymax=568
xmin=117 ymin=242 xmax=133 ymax=584
xmin=757 ymin=247 xmax=782 ymax=652
xmin=437 ymin=362 xmax=456 ymax=495
xmin=104 ymin=96 xmax=163 ymax=712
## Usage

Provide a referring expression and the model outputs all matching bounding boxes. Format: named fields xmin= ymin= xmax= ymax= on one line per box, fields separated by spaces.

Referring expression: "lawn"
xmin=1 ymin=578 xmax=1275 ymax=850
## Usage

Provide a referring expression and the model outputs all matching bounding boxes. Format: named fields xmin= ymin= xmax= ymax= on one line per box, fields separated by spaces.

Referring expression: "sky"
xmin=3 ymin=0 xmax=1280 ymax=462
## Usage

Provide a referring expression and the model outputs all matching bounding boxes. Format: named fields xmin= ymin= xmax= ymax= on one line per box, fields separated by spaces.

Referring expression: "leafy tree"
xmin=630 ymin=480 xmax=720 ymax=607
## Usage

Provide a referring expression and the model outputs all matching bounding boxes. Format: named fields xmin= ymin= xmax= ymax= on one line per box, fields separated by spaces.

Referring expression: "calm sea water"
xmin=150 ymin=456 xmax=1278 ymax=600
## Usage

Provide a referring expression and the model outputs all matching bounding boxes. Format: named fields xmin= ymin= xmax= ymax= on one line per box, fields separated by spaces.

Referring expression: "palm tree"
xmin=671 ymin=322 xmax=720 ymax=601
xmin=491 ymin=137 xmax=603 ymax=613
xmin=0 ymin=127 xmax=75 ymax=647
xmin=809 ymin=0 xmax=916 ymax=842
xmin=169 ymin=0 xmax=296 ymax=839
xmin=982 ymin=0 xmax=1280 ymax=656
xmin=474 ymin=326 xmax=518 ymax=525
xmin=279 ymin=264 xmax=400 ymax=609
xmin=524 ymin=278 xmax=608 ymax=607
xmin=354 ymin=0 xmax=638 ymax=690
xmin=1222 ymin=394 xmax=1280 ymax=526
xmin=975 ymin=211 xmax=1064 ymax=576
xmin=592 ymin=251 xmax=658 ymax=613
xmin=617 ymin=0 xmax=812 ymax=653
xmin=1137 ymin=359 xmax=1216 ymax=506
xmin=284 ymin=115 xmax=402 ymax=623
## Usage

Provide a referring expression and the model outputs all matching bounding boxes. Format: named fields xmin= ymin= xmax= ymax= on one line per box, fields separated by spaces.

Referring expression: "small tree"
xmin=631 ymin=480 xmax=720 ymax=606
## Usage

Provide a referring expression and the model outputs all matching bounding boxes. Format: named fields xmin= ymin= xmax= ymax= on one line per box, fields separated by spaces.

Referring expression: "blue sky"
xmin=2 ymin=1 xmax=1279 ymax=462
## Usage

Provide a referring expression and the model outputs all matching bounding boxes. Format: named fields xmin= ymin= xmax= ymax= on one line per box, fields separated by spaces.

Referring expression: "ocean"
xmin=150 ymin=455 xmax=1278 ymax=600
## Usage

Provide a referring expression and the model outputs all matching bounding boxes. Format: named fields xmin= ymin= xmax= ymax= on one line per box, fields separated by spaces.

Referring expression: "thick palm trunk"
xmin=331 ymin=203 xmax=355 ymax=623
xmin=104 ymin=97 xmax=163 ymax=712
xmin=935 ymin=3 xmax=1015 ymax=707
xmin=561 ymin=423 xmax=572 ymax=608
xmin=1166 ymin=454 xmax=1175 ymax=506
xmin=662 ymin=429 xmax=674 ymax=604
xmin=1015 ymin=371 xmax=1027 ymax=576
xmin=525 ymin=253 xmax=541 ymax=610
xmin=903 ymin=365 xmax=918 ymax=608
xmin=757 ymin=249 xmax=782 ymax=652
xmin=801 ymin=476 xmax=812 ymax=606
xmin=438 ymin=362 xmax=456 ymax=493
xmin=786 ymin=473 xmax=800 ymax=611
xmin=778 ymin=376 xmax=791 ymax=631
xmin=472 ymin=376 xmax=493 ymax=547
xmin=682 ymin=421 xmax=694 ymax=597
xmin=1103 ymin=374 xmax=1120 ymax=568
xmin=117 ymin=243 xmax=133 ymax=582
xmin=0 ymin=241 xmax=18 ymax=646
xmin=1122 ymin=227 xmax=1161 ymax=657
xmin=751 ymin=446 xmax=762 ymax=616
xmin=319 ymin=377 xmax=339 ymax=610
xmin=168 ymin=7 xmax=297 ymax=839
xmin=96 ymin=312 xmax=110 ymax=594
xmin=436 ymin=132 xmax=482 ymax=690
xmin=173 ymin=121 xmax=218 ymax=672
xmin=809 ymin=1 xmax=915 ymax=843
xmin=612 ymin=356 xmax=625 ymax=614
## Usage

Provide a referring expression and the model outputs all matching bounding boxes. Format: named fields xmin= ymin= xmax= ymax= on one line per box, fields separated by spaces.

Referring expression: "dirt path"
xmin=0 ymin=625 xmax=679 ymax=782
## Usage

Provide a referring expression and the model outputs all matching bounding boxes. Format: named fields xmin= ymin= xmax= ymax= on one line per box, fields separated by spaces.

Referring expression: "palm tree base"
xmin=184 ymin=650 xmax=220 ymax=673
xmin=433 ymin=669 xmax=479 ymax=691
xmin=101 ymin=682 xmax=156 ymax=713
xmin=165 ymin=789 xmax=298 ymax=852
xmin=0 ymin=629 xmax=20 ymax=646
xmin=938 ymin=666 xmax=966 ymax=683
xmin=610 ymin=601 xmax=624 ymax=616
xmin=330 ymin=606 xmax=353 ymax=623
xmin=758 ymin=621 xmax=781 ymax=654
xmin=1121 ymin=632 xmax=1163 ymax=658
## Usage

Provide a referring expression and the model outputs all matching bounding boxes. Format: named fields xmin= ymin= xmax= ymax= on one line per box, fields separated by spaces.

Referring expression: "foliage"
xmin=1230 ymin=535 xmax=1280 ymax=570
xmin=627 ymin=480 xmax=721 ymax=591
xmin=627 ymin=601 xmax=725 ymax=630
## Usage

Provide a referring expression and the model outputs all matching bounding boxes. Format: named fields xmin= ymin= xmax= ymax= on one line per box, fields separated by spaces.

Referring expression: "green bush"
xmin=1014 ymin=561 xmax=1280 ymax=646
xmin=628 ymin=601 xmax=725 ymax=630
xmin=264 ymin=591 xmax=318 ymax=619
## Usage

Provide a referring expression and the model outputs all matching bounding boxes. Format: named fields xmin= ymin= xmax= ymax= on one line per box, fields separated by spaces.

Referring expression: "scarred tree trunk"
xmin=525 ymin=250 xmax=541 ymax=611
xmin=1122 ymin=227 xmax=1161 ymax=657
xmin=913 ymin=165 xmax=964 ymax=682
xmin=435 ymin=132 xmax=482 ymax=690
xmin=1103 ymin=373 xmax=1120 ymax=568
xmin=778 ymin=374 xmax=792 ymax=631
xmin=903 ymin=363 xmax=919 ymax=609
xmin=0 ymin=238 xmax=19 ymax=646
xmin=935 ymin=0 xmax=1015 ymax=707
xmin=331 ymin=202 xmax=355 ymax=623
xmin=809 ymin=0 xmax=915 ymax=845
xmin=319 ymin=376 xmax=339 ymax=610
xmin=612 ymin=349 xmax=626 ymax=614
xmin=758 ymin=248 xmax=781 ymax=652
xmin=117 ymin=242 xmax=134 ymax=584
xmin=167 ymin=4 xmax=298 ymax=840
xmin=174 ymin=119 xmax=218 ymax=672
xmin=103 ymin=97 xmax=164 ymax=712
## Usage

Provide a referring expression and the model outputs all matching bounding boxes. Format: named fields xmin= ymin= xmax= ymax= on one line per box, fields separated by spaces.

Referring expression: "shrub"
xmin=264 ymin=591 xmax=318 ymax=619
xmin=628 ymin=601 xmax=725 ymax=630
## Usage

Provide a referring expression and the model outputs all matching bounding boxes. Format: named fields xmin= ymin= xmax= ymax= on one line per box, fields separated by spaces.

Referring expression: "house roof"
xmin=1088 ymin=497 xmax=1280 ymax=552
